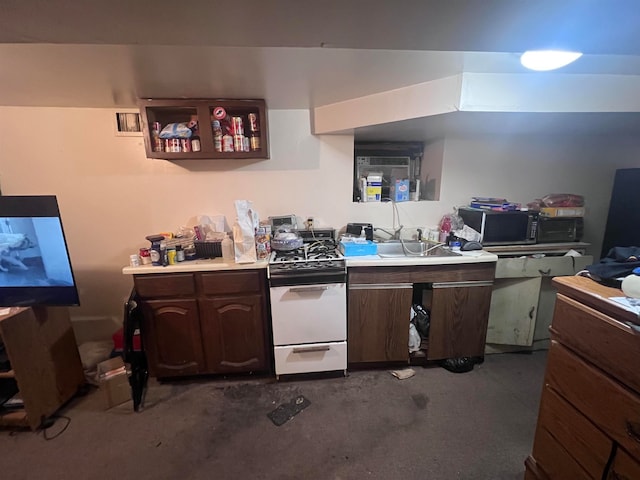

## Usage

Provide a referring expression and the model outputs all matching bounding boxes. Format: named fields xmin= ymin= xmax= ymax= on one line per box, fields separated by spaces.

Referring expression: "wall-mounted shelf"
xmin=138 ymin=98 xmax=269 ymax=160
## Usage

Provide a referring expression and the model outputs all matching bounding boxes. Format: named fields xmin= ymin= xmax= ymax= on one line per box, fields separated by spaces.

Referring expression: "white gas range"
xmin=267 ymin=229 xmax=347 ymax=379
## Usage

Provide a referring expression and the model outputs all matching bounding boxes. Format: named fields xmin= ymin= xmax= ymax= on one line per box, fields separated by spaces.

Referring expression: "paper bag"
xmin=233 ymin=200 xmax=258 ymax=264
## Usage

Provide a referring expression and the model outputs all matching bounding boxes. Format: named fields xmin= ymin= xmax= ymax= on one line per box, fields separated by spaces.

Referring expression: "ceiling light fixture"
xmin=520 ymin=50 xmax=583 ymax=71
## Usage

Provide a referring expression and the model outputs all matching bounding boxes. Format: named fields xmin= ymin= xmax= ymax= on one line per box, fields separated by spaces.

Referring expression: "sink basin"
xmin=375 ymin=240 xmax=461 ymax=257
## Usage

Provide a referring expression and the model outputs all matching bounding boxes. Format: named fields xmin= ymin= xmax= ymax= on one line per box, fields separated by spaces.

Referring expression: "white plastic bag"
xmin=409 ymin=323 xmax=421 ymax=353
xmin=233 ymin=200 xmax=258 ymax=264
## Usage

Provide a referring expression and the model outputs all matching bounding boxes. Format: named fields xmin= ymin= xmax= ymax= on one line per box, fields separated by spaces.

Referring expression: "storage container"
xmin=339 ymin=240 xmax=378 ymax=256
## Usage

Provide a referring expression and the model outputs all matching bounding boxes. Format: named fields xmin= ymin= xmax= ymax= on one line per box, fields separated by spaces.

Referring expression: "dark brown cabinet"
xmin=140 ymin=299 xmax=205 ymax=377
xmin=199 ymin=295 xmax=267 ymax=373
xmin=347 ymin=262 xmax=495 ymax=365
xmin=138 ymin=98 xmax=269 ymax=160
xmin=134 ymin=269 xmax=270 ymax=378
xmin=427 ymin=282 xmax=493 ymax=360
xmin=348 ymin=283 xmax=413 ymax=363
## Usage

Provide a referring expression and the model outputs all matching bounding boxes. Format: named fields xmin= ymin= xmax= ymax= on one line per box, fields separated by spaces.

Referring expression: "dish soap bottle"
xmin=221 ymin=233 xmax=234 ymax=262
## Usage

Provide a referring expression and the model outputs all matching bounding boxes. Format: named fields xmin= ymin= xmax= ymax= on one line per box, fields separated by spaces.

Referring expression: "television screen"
xmin=0 ymin=195 xmax=79 ymax=306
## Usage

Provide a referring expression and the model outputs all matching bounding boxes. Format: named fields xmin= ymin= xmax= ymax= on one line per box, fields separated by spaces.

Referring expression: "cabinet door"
xmin=428 ymin=282 xmax=493 ymax=360
xmin=486 ymin=277 xmax=541 ymax=346
xmin=140 ymin=299 xmax=205 ymax=377
xmin=533 ymin=255 xmax=593 ymax=344
xmin=348 ymin=284 xmax=413 ymax=363
xmin=199 ymin=295 xmax=268 ymax=374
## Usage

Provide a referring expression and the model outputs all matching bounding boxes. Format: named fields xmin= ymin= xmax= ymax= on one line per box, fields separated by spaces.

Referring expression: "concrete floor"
xmin=0 ymin=351 xmax=547 ymax=480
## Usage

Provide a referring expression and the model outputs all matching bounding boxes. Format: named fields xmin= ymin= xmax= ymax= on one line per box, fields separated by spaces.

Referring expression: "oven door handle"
xmin=293 ymin=345 xmax=331 ymax=354
xmin=288 ymin=285 xmax=330 ymax=293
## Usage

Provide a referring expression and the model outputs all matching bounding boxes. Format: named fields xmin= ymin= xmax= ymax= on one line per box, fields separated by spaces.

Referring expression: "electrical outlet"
xmin=306 ymin=217 xmax=314 ymax=230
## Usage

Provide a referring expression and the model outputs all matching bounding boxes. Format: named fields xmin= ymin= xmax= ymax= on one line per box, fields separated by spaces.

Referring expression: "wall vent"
xmin=114 ymin=111 xmax=142 ymax=136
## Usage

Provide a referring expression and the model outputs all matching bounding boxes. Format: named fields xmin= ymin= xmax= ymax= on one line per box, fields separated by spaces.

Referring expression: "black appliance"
xmin=268 ymin=228 xmax=346 ymax=287
xmin=600 ymin=168 xmax=640 ymax=259
xmin=345 ymin=223 xmax=373 ymax=240
xmin=458 ymin=207 xmax=538 ymax=246
xmin=537 ymin=216 xmax=584 ymax=243
xmin=0 ymin=195 xmax=79 ymax=307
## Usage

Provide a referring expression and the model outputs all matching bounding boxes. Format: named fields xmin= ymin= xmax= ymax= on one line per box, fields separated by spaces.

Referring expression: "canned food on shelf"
xmin=231 ymin=116 xmax=244 ymax=136
xmin=222 ymin=134 xmax=234 ymax=152
xmin=248 ymin=113 xmax=259 ymax=132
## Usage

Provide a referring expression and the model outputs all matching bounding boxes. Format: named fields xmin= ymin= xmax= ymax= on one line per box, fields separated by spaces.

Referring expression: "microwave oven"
xmin=537 ymin=216 xmax=583 ymax=243
xmin=458 ymin=207 xmax=538 ymax=246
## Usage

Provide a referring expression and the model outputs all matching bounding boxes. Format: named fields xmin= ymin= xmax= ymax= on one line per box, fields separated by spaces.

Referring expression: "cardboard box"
xmin=97 ymin=357 xmax=130 ymax=410
xmin=540 ymin=207 xmax=585 ymax=217
xmin=391 ymin=178 xmax=410 ymax=202
xmin=366 ymin=173 xmax=382 ymax=202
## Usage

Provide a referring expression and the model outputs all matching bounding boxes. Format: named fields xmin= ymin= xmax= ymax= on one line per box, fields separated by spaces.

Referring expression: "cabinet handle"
xmin=626 ymin=420 xmax=640 ymax=443
xmin=538 ymin=268 xmax=551 ymax=276
xmin=349 ymin=283 xmax=413 ymax=290
xmin=292 ymin=346 xmax=331 ymax=354
xmin=288 ymin=286 xmax=329 ymax=293
xmin=529 ymin=306 xmax=535 ymax=320
xmin=432 ymin=281 xmax=493 ymax=289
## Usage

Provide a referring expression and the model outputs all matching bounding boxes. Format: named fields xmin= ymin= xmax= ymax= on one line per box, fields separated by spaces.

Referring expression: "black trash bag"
xmin=440 ymin=356 xmax=483 ymax=374
xmin=411 ymin=304 xmax=430 ymax=339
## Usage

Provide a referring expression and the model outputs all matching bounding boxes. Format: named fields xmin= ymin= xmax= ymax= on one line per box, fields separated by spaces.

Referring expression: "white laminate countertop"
xmin=345 ymin=250 xmax=498 ymax=267
xmin=122 ymin=251 xmax=497 ymax=275
xmin=122 ymin=258 xmax=269 ymax=275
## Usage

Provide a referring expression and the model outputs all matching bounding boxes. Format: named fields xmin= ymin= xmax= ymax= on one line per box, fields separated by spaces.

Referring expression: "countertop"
xmin=122 ymin=250 xmax=498 ymax=275
xmin=345 ymin=250 xmax=498 ymax=267
xmin=484 ymin=242 xmax=590 ymax=256
xmin=122 ymin=258 xmax=269 ymax=275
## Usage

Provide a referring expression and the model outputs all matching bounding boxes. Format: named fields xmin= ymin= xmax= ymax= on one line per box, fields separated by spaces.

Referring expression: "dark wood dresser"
xmin=525 ymin=276 xmax=640 ymax=479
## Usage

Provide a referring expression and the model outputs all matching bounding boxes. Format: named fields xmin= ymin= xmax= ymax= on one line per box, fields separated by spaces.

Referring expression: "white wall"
xmin=1 ymin=106 xmax=638 ymax=338
xmin=439 ymin=134 xmax=640 ymax=256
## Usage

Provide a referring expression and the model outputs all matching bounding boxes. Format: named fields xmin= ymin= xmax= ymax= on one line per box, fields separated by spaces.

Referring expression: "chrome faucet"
xmin=374 ymin=225 xmax=404 ymax=240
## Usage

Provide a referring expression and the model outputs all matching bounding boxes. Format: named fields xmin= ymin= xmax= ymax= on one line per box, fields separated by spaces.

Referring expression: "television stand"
xmin=0 ymin=306 xmax=85 ymax=430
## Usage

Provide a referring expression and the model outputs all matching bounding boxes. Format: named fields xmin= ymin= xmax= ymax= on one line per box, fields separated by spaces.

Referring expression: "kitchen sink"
xmin=375 ymin=240 xmax=461 ymax=257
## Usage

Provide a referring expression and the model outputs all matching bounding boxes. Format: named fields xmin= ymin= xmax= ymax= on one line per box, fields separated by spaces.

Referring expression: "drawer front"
xmin=274 ymin=341 xmax=347 ymax=376
xmin=608 ymin=447 xmax=640 ymax=480
xmin=134 ymin=274 xmax=195 ymax=298
xmin=552 ymin=295 xmax=640 ymax=394
xmin=533 ymin=427 xmax=595 ymax=480
xmin=533 ymin=385 xmax=611 ymax=479
xmin=198 ymin=270 xmax=262 ymax=296
xmin=496 ymin=256 xmax=585 ymax=279
xmin=546 ymin=341 xmax=640 ymax=460
xmin=524 ymin=457 xmax=550 ymax=480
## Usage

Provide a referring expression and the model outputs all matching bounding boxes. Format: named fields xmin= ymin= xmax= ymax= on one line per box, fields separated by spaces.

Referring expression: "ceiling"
xmin=2 ymin=0 xmax=640 ymax=139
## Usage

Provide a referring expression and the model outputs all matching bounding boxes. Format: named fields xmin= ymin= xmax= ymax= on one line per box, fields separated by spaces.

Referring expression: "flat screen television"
xmin=0 ymin=195 xmax=79 ymax=307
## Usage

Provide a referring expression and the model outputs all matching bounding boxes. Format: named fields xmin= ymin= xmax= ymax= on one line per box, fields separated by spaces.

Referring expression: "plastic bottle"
xmin=167 ymin=246 xmax=176 ymax=265
xmin=221 ymin=234 xmax=234 ymax=262
xmin=621 ymin=267 xmax=640 ymax=299
xmin=439 ymin=215 xmax=452 ymax=243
